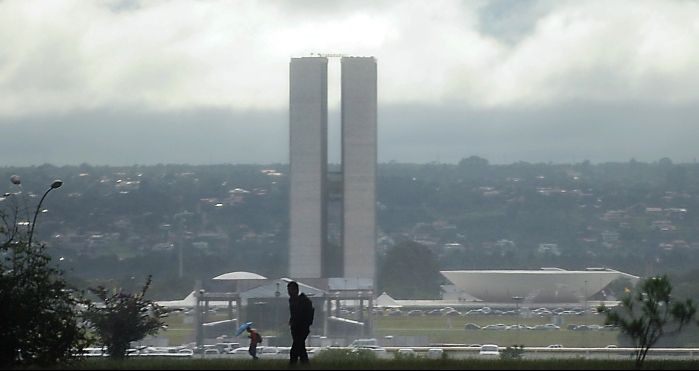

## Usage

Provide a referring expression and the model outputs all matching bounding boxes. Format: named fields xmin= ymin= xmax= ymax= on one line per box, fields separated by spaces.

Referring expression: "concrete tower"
xmin=289 ymin=57 xmax=328 ymax=278
xmin=288 ymin=55 xmax=376 ymax=284
xmin=341 ymin=57 xmax=377 ymax=282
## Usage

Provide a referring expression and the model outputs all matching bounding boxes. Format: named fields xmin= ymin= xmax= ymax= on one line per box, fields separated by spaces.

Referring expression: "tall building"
xmin=288 ymin=56 xmax=377 ymax=284
xmin=341 ymin=57 xmax=377 ymax=281
xmin=289 ymin=57 xmax=328 ymax=279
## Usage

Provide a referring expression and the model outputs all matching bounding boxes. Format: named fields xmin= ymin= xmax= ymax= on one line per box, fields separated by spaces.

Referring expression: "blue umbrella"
xmin=235 ymin=321 xmax=253 ymax=337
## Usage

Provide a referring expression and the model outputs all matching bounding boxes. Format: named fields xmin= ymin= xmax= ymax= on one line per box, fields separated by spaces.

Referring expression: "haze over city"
xmin=2 ymin=0 xmax=699 ymax=166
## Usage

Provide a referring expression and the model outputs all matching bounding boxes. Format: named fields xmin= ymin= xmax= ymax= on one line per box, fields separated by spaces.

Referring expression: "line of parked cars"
xmin=379 ymin=306 xmax=598 ymax=317
xmin=467 ymin=323 xmax=561 ymax=331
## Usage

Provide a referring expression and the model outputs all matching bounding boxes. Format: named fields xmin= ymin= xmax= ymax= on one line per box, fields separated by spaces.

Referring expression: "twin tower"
xmin=289 ymin=56 xmax=377 ymax=285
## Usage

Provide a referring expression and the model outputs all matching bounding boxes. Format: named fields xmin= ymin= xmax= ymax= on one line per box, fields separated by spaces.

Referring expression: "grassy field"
xmin=161 ymin=314 xmax=195 ymax=346
xmin=37 ymin=358 xmax=699 ymax=370
xmin=373 ymin=314 xmax=618 ymax=347
xmin=161 ymin=312 xmax=618 ymax=347
xmin=161 ymin=311 xmax=699 ymax=348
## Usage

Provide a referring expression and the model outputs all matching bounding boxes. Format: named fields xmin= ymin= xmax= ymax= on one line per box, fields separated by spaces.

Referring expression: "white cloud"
xmin=1 ymin=0 xmax=698 ymax=116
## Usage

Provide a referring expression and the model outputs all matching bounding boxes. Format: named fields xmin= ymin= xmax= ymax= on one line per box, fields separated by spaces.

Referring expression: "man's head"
xmin=287 ymin=281 xmax=299 ymax=298
xmin=246 ymin=327 xmax=252 ymax=333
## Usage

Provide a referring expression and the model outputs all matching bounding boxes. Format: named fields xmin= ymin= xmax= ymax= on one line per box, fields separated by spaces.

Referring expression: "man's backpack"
xmin=304 ymin=296 xmax=315 ymax=326
xmin=255 ymin=332 xmax=263 ymax=344
xmin=307 ymin=304 xmax=315 ymax=326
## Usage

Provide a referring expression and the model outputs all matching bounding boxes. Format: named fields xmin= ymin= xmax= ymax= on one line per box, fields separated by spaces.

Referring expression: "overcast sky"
xmin=1 ymin=0 xmax=698 ymax=166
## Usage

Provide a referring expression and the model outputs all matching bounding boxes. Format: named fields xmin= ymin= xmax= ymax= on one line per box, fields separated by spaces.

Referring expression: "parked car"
xmin=407 ymin=309 xmax=425 ymax=316
xmin=427 ymin=348 xmax=444 ymax=359
xmin=215 ymin=342 xmax=240 ymax=353
xmin=230 ymin=347 xmax=251 ymax=358
xmin=258 ymin=346 xmax=280 ymax=359
xmin=479 ymin=344 xmax=500 ymax=357
xmin=81 ymin=347 xmax=107 ymax=357
xmin=126 ymin=348 xmax=140 ymax=357
xmin=546 ymin=344 xmax=563 ymax=349
xmin=366 ymin=347 xmax=390 ymax=359
xmin=352 ymin=346 xmax=386 ymax=358
xmin=177 ymin=349 xmax=194 ymax=356
xmin=350 ymin=338 xmax=379 ymax=348
xmin=396 ymin=348 xmax=416 ymax=358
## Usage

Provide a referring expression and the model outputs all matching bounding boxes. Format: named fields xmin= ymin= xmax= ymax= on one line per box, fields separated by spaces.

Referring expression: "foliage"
xmin=500 ymin=345 xmax=525 ymax=360
xmin=598 ymin=275 xmax=696 ymax=368
xmin=1 ymin=184 xmax=89 ymax=367
xmin=85 ymin=275 xmax=168 ymax=359
xmin=378 ymin=241 xmax=443 ymax=299
xmin=313 ymin=348 xmax=377 ymax=362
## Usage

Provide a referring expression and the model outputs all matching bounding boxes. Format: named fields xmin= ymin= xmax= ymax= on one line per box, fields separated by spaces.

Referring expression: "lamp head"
xmin=50 ymin=180 xmax=63 ymax=189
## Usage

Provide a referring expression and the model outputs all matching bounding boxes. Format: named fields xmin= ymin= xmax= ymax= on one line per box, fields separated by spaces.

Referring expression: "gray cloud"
xmin=1 ymin=0 xmax=698 ymax=116
xmin=1 ymin=103 xmax=697 ymax=166
xmin=1 ymin=0 xmax=698 ymax=166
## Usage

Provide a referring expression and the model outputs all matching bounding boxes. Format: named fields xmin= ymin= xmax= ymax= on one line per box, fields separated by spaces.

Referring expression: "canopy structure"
xmin=375 ymin=292 xmax=402 ymax=308
xmin=441 ymin=267 xmax=639 ymax=303
xmin=213 ymin=271 xmax=267 ymax=280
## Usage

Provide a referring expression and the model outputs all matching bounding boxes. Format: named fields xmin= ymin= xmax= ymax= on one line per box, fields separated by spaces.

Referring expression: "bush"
xmin=500 ymin=345 xmax=525 ymax=360
xmin=84 ymin=275 xmax=167 ymax=359
xmin=313 ymin=348 xmax=377 ymax=362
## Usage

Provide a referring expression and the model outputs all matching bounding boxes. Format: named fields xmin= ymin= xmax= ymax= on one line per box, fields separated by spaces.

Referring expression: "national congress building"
xmin=289 ymin=56 xmax=377 ymax=285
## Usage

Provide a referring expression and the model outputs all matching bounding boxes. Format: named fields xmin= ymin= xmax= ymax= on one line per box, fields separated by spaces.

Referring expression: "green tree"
xmin=500 ymin=345 xmax=525 ymax=360
xmin=85 ymin=275 xmax=167 ymax=359
xmin=378 ymin=241 xmax=442 ymax=299
xmin=598 ymin=275 xmax=696 ymax=368
xmin=1 ymin=178 xmax=89 ymax=367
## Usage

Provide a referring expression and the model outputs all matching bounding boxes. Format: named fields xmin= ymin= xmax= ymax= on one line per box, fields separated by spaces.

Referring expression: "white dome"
xmin=213 ymin=271 xmax=267 ymax=280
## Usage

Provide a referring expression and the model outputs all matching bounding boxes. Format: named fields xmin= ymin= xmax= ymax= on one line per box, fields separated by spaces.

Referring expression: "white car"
xmin=479 ymin=344 xmax=500 ymax=357
xmin=230 ymin=347 xmax=251 ymax=358
xmin=350 ymin=338 xmax=379 ymax=348
xmin=397 ymin=348 xmax=416 ymax=358
xmin=372 ymin=347 xmax=390 ymax=359
xmin=177 ymin=349 xmax=194 ymax=356
xmin=81 ymin=347 xmax=107 ymax=357
xmin=258 ymin=346 xmax=279 ymax=359
xmin=203 ymin=349 xmax=220 ymax=356
xmin=427 ymin=348 xmax=444 ymax=359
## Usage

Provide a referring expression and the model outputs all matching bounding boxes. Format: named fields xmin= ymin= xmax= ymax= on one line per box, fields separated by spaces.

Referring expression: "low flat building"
xmin=441 ymin=267 xmax=638 ymax=303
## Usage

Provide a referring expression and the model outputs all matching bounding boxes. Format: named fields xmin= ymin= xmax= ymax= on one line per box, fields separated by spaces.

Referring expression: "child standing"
xmin=245 ymin=326 xmax=263 ymax=360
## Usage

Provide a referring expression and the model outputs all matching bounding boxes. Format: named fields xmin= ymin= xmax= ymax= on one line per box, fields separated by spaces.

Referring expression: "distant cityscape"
xmin=2 ymin=158 xmax=699 ymax=300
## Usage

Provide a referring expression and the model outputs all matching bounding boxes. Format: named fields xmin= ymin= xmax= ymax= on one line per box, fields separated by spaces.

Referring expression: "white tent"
xmin=375 ymin=292 xmax=402 ymax=308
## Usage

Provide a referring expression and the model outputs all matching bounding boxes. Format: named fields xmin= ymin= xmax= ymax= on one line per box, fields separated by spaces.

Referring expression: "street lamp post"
xmin=27 ymin=180 xmax=63 ymax=248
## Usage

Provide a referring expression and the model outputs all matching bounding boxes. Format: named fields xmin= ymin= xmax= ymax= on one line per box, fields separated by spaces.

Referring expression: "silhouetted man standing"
xmin=287 ymin=280 xmax=314 ymax=365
